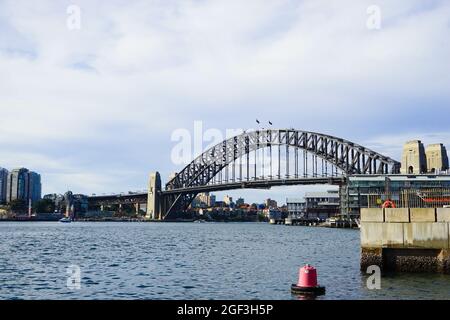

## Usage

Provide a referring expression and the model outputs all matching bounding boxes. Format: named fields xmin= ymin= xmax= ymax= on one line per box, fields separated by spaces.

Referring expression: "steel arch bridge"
xmin=152 ymin=129 xmax=400 ymax=220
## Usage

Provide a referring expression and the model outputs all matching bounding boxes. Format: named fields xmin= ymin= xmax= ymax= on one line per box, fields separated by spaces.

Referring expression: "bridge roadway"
xmin=88 ymin=176 xmax=346 ymax=206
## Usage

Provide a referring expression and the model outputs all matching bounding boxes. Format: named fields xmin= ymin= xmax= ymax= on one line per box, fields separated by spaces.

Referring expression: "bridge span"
xmin=89 ymin=129 xmax=400 ymax=220
xmin=88 ymin=176 xmax=345 ymax=206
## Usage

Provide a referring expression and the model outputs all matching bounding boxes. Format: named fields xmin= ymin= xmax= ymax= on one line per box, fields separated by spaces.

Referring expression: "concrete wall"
xmin=437 ymin=208 xmax=450 ymax=222
xmin=360 ymin=208 xmax=450 ymax=273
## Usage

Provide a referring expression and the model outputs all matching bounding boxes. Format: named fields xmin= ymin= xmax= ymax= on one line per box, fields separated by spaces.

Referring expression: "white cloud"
xmin=0 ymin=0 xmax=449 ymax=199
xmin=364 ymin=131 xmax=450 ymax=161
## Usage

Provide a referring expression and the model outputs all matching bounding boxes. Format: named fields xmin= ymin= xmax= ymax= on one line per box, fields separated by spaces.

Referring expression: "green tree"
xmin=9 ymin=199 xmax=27 ymax=213
xmin=34 ymin=199 xmax=55 ymax=213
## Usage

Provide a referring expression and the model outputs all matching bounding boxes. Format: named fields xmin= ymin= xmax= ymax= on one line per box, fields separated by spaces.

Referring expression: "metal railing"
xmin=367 ymin=188 xmax=450 ymax=208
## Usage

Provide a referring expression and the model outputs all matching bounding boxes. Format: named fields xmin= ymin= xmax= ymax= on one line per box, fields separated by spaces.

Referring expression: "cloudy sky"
xmin=1 ymin=0 xmax=450 ymax=203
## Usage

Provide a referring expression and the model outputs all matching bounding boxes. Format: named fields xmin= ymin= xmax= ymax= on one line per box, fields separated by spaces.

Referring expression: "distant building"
xmin=304 ymin=190 xmax=340 ymax=220
xmin=286 ymin=198 xmax=306 ymax=217
xmin=44 ymin=191 xmax=88 ymax=217
xmin=28 ymin=171 xmax=42 ymax=204
xmin=236 ymin=197 xmax=245 ymax=207
xmin=71 ymin=194 xmax=89 ymax=216
xmin=200 ymin=193 xmax=215 ymax=207
xmin=210 ymin=194 xmax=216 ymax=207
xmin=343 ymin=175 xmax=450 ymax=218
xmin=215 ymin=201 xmax=225 ymax=208
xmin=0 ymin=168 xmax=8 ymax=204
xmin=264 ymin=208 xmax=283 ymax=220
xmin=426 ymin=144 xmax=449 ymax=173
xmin=6 ymin=168 xmax=41 ymax=204
xmin=223 ymin=195 xmax=233 ymax=208
xmin=192 ymin=192 xmax=216 ymax=208
xmin=43 ymin=193 xmax=65 ymax=212
xmin=265 ymin=198 xmax=278 ymax=209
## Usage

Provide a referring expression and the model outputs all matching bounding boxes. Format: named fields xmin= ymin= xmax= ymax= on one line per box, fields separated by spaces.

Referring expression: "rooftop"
xmin=305 ymin=191 xmax=340 ymax=199
xmin=349 ymin=174 xmax=450 ymax=182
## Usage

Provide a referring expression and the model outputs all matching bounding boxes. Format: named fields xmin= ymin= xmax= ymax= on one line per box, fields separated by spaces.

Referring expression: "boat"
xmin=59 ymin=217 xmax=72 ymax=223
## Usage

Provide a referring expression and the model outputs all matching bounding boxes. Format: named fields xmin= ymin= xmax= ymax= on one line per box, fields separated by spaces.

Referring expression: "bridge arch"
xmin=161 ymin=129 xmax=400 ymax=219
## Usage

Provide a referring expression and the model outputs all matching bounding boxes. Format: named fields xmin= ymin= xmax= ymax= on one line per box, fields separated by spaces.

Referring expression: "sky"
xmin=1 ymin=0 xmax=450 ymax=204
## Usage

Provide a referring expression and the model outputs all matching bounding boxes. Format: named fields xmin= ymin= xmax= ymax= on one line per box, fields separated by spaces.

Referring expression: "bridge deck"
xmin=162 ymin=177 xmax=346 ymax=195
xmin=88 ymin=176 xmax=346 ymax=205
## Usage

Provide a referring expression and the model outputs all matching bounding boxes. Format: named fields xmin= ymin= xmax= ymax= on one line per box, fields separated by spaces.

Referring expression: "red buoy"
xmin=298 ymin=264 xmax=318 ymax=287
xmin=291 ymin=264 xmax=325 ymax=296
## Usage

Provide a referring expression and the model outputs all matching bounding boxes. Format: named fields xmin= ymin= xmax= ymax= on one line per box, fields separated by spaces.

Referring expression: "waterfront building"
xmin=5 ymin=168 xmax=41 ymax=204
xmin=43 ymin=193 xmax=65 ymax=212
xmin=304 ymin=191 xmax=340 ymax=220
xmin=71 ymin=193 xmax=89 ymax=216
xmin=44 ymin=191 xmax=88 ymax=217
xmin=286 ymin=198 xmax=306 ymax=218
xmin=265 ymin=198 xmax=278 ymax=209
xmin=263 ymin=208 xmax=282 ymax=220
xmin=343 ymin=175 xmax=450 ymax=218
xmin=0 ymin=168 xmax=8 ymax=204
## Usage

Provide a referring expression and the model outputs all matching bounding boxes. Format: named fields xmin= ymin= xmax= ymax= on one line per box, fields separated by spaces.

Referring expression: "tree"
xmin=9 ymin=199 xmax=27 ymax=213
xmin=34 ymin=199 xmax=55 ymax=213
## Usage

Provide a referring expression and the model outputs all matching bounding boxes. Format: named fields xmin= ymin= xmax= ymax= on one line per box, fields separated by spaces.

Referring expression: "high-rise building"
xmin=6 ymin=168 xmax=29 ymax=203
xmin=0 ymin=168 xmax=9 ymax=204
xmin=223 ymin=195 xmax=233 ymax=207
xmin=425 ymin=144 xmax=449 ymax=173
xmin=6 ymin=168 xmax=41 ymax=204
xmin=236 ymin=198 xmax=245 ymax=207
xmin=192 ymin=192 xmax=216 ymax=208
xmin=209 ymin=194 xmax=216 ymax=207
xmin=28 ymin=171 xmax=42 ymax=203
xmin=265 ymin=198 xmax=278 ymax=209
xmin=401 ymin=140 xmax=427 ymax=174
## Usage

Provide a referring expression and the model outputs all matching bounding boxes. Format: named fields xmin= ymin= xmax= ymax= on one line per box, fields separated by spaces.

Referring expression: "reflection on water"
xmin=0 ymin=222 xmax=449 ymax=300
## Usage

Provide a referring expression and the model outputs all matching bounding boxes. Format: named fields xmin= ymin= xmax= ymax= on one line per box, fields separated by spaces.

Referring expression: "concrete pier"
xmin=361 ymin=208 xmax=450 ymax=273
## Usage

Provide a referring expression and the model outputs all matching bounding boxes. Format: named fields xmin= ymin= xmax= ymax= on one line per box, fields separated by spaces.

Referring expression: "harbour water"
xmin=0 ymin=222 xmax=449 ymax=300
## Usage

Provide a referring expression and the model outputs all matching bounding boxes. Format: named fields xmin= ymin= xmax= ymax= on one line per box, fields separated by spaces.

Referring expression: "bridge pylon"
xmin=146 ymin=172 xmax=162 ymax=220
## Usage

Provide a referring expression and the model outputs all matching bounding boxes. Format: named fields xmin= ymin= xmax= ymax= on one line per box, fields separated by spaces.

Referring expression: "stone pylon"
xmin=146 ymin=172 xmax=161 ymax=220
xmin=401 ymin=140 xmax=427 ymax=174
xmin=426 ymin=143 xmax=449 ymax=173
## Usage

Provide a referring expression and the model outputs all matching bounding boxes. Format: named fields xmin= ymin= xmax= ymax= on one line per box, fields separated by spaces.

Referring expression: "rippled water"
xmin=0 ymin=222 xmax=449 ymax=300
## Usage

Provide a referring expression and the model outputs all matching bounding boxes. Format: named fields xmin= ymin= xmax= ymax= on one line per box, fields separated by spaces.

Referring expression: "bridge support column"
xmin=146 ymin=172 xmax=162 ymax=220
xmin=135 ymin=203 xmax=140 ymax=216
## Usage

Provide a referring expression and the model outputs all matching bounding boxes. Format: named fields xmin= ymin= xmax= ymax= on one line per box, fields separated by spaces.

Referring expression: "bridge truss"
xmin=158 ymin=129 xmax=400 ymax=220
